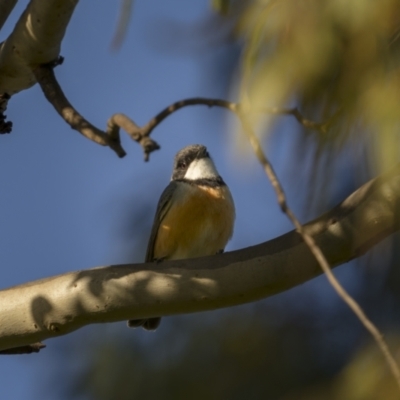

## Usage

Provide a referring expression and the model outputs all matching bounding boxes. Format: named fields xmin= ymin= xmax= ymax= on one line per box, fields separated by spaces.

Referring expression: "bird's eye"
xmin=177 ymin=161 xmax=186 ymax=169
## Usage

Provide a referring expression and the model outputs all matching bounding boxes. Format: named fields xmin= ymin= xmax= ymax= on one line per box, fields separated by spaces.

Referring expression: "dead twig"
xmin=107 ymin=114 xmax=160 ymax=161
xmin=235 ymin=108 xmax=400 ymax=391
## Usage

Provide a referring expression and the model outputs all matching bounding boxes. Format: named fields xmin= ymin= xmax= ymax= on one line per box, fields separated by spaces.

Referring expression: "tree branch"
xmin=32 ymin=64 xmax=161 ymax=160
xmin=0 ymin=0 xmax=79 ymax=95
xmin=260 ymin=106 xmax=340 ymax=134
xmin=107 ymin=97 xmax=335 ymax=159
xmin=0 ymin=0 xmax=17 ymax=32
xmin=0 ymin=164 xmax=400 ymax=351
xmin=30 ymin=94 xmax=330 ymax=160
xmin=33 ymin=62 xmax=127 ymax=158
xmin=137 ymin=97 xmax=336 ymax=137
xmin=107 ymin=113 xmax=160 ymax=161
xmin=0 ymin=2 xmax=334 ymax=153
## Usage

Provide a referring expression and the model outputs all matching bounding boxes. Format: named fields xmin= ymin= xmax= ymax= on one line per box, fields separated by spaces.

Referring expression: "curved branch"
xmin=107 ymin=113 xmax=160 ymax=161
xmin=0 ymin=163 xmax=400 ymax=351
xmin=138 ymin=97 xmax=336 ymax=137
xmin=104 ymin=97 xmax=336 ymax=160
xmin=33 ymin=63 xmax=127 ymax=158
xmin=32 ymin=65 xmax=161 ymax=160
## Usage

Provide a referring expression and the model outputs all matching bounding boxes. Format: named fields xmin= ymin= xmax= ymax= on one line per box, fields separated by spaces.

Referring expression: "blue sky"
xmin=0 ymin=1 xmax=365 ymax=399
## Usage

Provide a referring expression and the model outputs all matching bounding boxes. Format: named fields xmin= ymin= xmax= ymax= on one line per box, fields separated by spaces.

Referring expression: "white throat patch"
xmin=184 ymin=157 xmax=219 ymax=181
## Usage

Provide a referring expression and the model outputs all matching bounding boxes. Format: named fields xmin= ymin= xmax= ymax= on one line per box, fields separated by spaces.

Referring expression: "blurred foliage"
xmin=333 ymin=335 xmax=400 ymax=400
xmin=52 ymin=303 xmax=353 ymax=400
xmin=219 ymin=0 xmax=400 ymax=172
xmin=284 ymin=334 xmax=400 ymax=400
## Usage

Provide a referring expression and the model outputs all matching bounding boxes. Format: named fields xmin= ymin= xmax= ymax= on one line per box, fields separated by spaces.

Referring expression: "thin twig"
xmin=139 ymin=97 xmax=336 ymax=137
xmin=140 ymin=98 xmax=236 ymax=136
xmin=262 ymin=105 xmax=341 ymax=134
xmin=235 ymin=108 xmax=400 ymax=390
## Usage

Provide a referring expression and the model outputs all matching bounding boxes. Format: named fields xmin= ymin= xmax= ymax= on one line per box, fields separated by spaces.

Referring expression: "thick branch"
xmin=0 ymin=0 xmax=78 ymax=95
xmin=0 ymin=164 xmax=400 ymax=351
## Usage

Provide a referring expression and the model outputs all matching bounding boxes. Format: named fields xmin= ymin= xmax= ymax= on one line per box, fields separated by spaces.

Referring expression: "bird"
xmin=128 ymin=144 xmax=235 ymax=331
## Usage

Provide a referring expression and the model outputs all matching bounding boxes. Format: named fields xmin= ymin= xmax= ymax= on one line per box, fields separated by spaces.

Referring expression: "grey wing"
xmin=145 ymin=181 xmax=178 ymax=262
